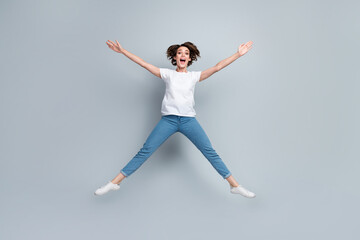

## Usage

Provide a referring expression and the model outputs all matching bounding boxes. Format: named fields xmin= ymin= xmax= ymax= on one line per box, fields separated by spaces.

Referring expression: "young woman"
xmin=94 ymin=40 xmax=255 ymax=198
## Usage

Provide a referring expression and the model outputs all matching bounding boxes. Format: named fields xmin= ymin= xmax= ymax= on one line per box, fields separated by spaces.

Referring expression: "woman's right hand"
xmin=106 ymin=40 xmax=124 ymax=54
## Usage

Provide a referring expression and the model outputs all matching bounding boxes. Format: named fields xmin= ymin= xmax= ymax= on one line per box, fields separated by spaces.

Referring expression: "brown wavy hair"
xmin=166 ymin=42 xmax=201 ymax=67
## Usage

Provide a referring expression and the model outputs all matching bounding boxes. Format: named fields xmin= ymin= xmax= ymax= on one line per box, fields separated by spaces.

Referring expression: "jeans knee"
xmin=136 ymin=145 xmax=154 ymax=157
xmin=202 ymin=145 xmax=219 ymax=158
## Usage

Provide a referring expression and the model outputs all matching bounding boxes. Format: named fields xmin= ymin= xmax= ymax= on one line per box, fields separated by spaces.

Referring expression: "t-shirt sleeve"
xmin=160 ymin=68 xmax=171 ymax=82
xmin=194 ymin=71 xmax=202 ymax=83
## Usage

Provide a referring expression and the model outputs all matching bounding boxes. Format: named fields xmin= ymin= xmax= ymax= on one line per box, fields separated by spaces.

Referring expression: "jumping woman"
xmin=94 ymin=40 xmax=256 ymax=198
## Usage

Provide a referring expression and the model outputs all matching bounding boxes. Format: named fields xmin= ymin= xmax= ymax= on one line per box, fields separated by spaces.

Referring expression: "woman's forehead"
xmin=178 ymin=46 xmax=189 ymax=52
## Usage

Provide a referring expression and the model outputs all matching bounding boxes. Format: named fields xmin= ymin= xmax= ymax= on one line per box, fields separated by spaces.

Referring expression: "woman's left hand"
xmin=238 ymin=41 xmax=253 ymax=56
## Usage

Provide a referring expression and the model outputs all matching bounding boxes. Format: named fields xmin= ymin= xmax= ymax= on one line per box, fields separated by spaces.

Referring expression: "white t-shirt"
xmin=159 ymin=68 xmax=202 ymax=117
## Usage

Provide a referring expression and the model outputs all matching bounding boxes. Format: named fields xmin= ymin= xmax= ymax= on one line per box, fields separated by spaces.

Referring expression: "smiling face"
xmin=173 ymin=46 xmax=192 ymax=68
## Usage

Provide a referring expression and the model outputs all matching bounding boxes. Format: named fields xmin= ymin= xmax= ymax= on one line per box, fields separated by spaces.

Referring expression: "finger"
xmin=107 ymin=40 xmax=114 ymax=46
xmin=108 ymin=40 xmax=116 ymax=45
xmin=116 ymin=40 xmax=122 ymax=49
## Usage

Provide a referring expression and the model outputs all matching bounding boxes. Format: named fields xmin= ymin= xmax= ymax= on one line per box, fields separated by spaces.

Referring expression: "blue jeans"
xmin=120 ymin=115 xmax=232 ymax=179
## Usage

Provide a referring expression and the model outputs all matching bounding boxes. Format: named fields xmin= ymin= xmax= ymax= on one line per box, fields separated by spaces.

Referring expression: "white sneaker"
xmin=230 ymin=185 xmax=256 ymax=198
xmin=94 ymin=181 xmax=120 ymax=196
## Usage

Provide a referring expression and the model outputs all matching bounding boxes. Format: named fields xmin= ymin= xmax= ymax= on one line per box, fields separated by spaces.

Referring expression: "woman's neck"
xmin=176 ymin=66 xmax=188 ymax=73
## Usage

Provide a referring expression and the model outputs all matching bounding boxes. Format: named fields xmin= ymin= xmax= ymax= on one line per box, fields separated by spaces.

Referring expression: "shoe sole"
xmin=94 ymin=186 xmax=120 ymax=196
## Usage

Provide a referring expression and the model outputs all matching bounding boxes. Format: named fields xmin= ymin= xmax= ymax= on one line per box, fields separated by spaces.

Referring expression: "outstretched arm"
xmin=199 ymin=41 xmax=253 ymax=82
xmin=106 ymin=40 xmax=160 ymax=78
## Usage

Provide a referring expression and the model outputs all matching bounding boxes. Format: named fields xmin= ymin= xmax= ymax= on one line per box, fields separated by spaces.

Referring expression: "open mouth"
xmin=180 ymin=59 xmax=186 ymax=64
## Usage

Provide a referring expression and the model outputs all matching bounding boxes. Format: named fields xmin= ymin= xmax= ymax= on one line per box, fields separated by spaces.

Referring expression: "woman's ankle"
xmin=111 ymin=179 xmax=121 ymax=184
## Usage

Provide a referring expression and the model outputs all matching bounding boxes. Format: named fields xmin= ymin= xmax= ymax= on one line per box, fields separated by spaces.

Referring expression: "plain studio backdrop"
xmin=0 ymin=0 xmax=359 ymax=239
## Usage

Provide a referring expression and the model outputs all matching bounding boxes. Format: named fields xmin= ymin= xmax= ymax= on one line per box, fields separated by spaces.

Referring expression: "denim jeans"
xmin=120 ymin=115 xmax=232 ymax=179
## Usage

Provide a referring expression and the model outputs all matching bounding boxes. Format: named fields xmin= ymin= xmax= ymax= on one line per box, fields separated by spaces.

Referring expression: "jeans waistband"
xmin=162 ymin=114 xmax=195 ymax=120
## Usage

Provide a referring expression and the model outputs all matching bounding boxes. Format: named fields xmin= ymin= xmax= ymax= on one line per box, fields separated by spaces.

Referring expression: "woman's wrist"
xmin=119 ymin=48 xmax=126 ymax=54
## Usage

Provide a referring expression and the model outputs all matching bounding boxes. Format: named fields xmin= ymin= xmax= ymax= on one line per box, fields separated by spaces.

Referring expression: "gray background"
xmin=1 ymin=0 xmax=359 ymax=239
